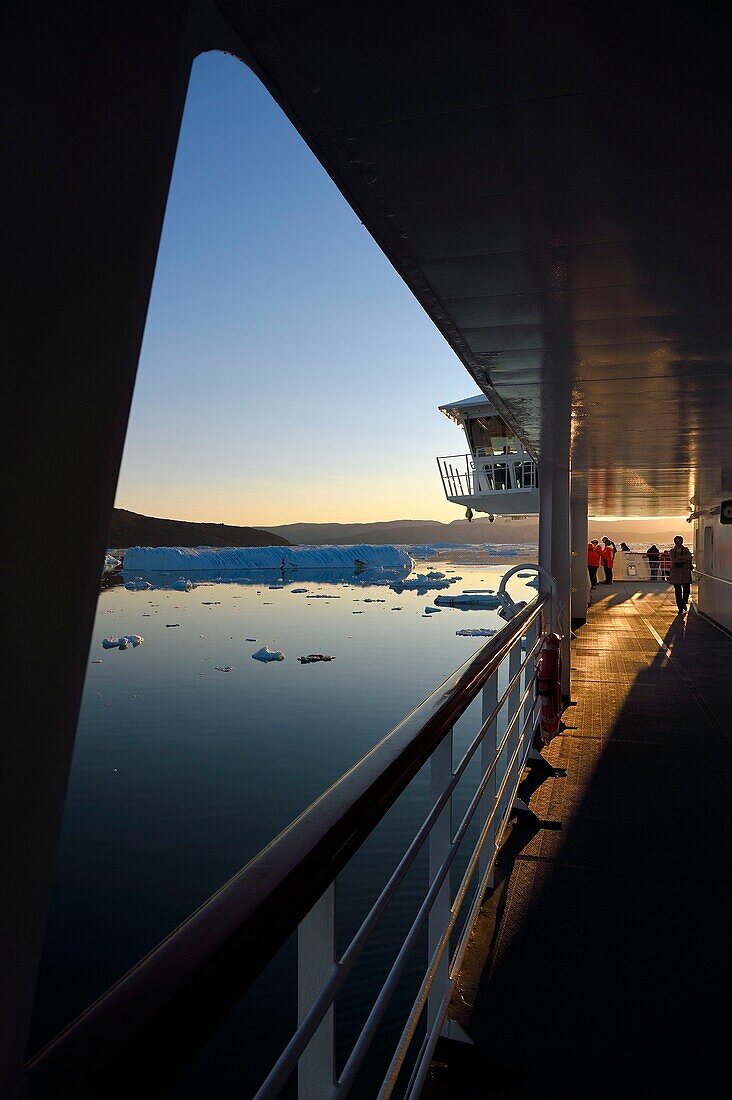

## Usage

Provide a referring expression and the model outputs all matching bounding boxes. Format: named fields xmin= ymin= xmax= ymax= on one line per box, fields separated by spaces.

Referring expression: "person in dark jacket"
xmin=668 ymin=535 xmax=693 ymax=614
xmin=646 ymin=544 xmax=660 ymax=581
xmin=620 ymin=542 xmax=631 ymax=552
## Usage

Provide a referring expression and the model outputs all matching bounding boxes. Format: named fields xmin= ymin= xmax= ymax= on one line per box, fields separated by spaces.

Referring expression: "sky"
xmin=115 ymin=50 xmax=469 ymax=526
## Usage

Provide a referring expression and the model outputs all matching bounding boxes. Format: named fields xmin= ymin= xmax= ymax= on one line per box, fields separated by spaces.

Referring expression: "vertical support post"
xmin=479 ymin=669 xmax=499 ymax=887
xmin=2 ymin=6 xmax=201 ymax=1092
xmin=538 ymin=418 xmax=572 ymax=697
xmin=428 ymin=730 xmax=453 ymax=1028
xmin=571 ymin=471 xmax=589 ymax=624
xmin=298 ymin=883 xmax=336 ymax=1098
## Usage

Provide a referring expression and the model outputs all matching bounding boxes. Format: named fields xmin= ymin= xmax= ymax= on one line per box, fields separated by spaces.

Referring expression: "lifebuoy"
xmin=535 ymin=632 xmax=562 ymax=745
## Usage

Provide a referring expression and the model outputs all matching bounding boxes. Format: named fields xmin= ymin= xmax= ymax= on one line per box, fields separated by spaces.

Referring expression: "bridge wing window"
xmin=467 ymin=416 xmax=518 ymax=456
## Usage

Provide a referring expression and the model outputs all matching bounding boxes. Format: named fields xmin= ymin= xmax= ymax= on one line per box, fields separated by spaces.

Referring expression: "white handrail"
xmin=253 ymin=601 xmax=550 ymax=1099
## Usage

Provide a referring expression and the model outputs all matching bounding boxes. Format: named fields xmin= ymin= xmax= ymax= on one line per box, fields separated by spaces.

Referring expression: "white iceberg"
xmin=122 ymin=544 xmax=413 ymax=573
xmin=252 ymin=646 xmax=285 ymax=663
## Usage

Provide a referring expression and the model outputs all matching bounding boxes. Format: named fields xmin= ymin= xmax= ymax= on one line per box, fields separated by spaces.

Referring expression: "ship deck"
xmin=427 ymin=583 xmax=731 ymax=1098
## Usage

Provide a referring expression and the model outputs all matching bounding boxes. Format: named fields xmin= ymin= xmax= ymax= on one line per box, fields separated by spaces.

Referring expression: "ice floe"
xmin=455 ymin=628 xmax=498 ymax=637
xmin=214 ymin=666 xmax=233 ymax=673
xmin=104 ymin=554 xmax=122 ymax=574
xmin=102 ymin=635 xmax=144 ymax=650
xmin=389 ymin=572 xmax=458 ymax=593
xmin=171 ymin=577 xmax=194 ymax=591
xmin=434 ymin=592 xmax=501 ymax=609
xmin=298 ymin=654 xmax=336 ymax=664
xmin=124 ymin=579 xmax=153 ymax=591
xmin=252 ymin=646 xmax=285 ymax=662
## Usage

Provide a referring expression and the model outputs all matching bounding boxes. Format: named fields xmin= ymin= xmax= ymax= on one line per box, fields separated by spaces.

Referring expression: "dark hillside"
xmin=110 ymin=509 xmax=291 ymax=549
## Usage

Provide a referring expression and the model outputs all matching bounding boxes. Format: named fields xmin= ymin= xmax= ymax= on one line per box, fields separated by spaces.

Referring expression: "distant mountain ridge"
xmin=260 ymin=517 xmax=685 ymax=547
xmin=110 ymin=509 xmax=291 ymax=549
xmin=261 ymin=518 xmax=537 ymax=545
xmin=110 ymin=509 xmax=686 ymax=551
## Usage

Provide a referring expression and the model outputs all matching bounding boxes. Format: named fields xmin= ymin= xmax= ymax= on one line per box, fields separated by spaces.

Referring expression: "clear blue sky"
xmin=115 ymin=50 xmax=471 ymax=525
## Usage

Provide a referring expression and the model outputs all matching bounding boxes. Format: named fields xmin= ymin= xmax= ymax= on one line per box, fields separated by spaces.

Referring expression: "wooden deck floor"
xmin=427 ymin=584 xmax=732 ymax=1098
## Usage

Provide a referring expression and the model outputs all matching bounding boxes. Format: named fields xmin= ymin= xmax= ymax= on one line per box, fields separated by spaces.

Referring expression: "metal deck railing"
xmin=24 ymin=595 xmax=552 ymax=1099
xmin=436 ymin=453 xmax=538 ymax=500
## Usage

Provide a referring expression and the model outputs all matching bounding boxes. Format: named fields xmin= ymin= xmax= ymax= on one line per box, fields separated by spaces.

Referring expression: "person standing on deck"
xmin=587 ymin=539 xmax=602 ymax=589
xmin=668 ymin=535 xmax=693 ymax=615
xmin=647 ymin=544 xmax=661 ymax=581
xmin=600 ymin=537 xmax=615 ymax=584
xmin=660 ymin=548 xmax=671 ymax=580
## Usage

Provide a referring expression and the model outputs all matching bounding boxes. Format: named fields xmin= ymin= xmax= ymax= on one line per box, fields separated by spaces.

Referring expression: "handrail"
xmin=24 ymin=596 xmax=549 ymax=1097
xmin=694 ymin=568 xmax=732 ymax=587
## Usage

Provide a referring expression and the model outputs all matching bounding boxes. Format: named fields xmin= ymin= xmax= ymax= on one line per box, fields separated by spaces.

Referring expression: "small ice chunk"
xmin=424 ymin=607 xmax=441 ymax=614
xmin=252 ymin=646 xmax=285 ymax=662
xmin=102 ymin=634 xmax=144 ymax=650
xmin=290 ymin=588 xmax=309 ymax=594
xmin=455 ymin=628 xmax=498 ymax=637
xmin=352 ymin=611 xmax=364 ymax=614
xmin=298 ymin=654 xmax=336 ymax=663
xmin=165 ymin=623 xmax=180 ymax=628
xmin=245 ymin=637 xmax=257 ymax=642
xmin=124 ymin=579 xmax=152 ymax=591
xmin=171 ymin=577 xmax=194 ymax=592
xmin=214 ymin=666 xmax=233 ymax=673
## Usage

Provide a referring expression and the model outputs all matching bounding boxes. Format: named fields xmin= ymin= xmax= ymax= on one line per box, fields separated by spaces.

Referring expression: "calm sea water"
xmin=30 ymin=551 xmax=537 ymax=1095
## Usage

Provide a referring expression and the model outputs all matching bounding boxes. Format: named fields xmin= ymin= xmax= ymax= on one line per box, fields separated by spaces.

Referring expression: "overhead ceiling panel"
xmin=222 ymin=0 xmax=732 ymax=513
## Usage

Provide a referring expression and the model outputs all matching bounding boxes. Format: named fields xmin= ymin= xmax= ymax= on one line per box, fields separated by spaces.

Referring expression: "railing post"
xmin=428 ymin=729 xmax=453 ymax=1028
xmin=298 ymin=882 xmax=336 ymax=1098
xmin=479 ymin=669 xmax=499 ymax=888
xmin=505 ymin=643 xmax=523 ymax=806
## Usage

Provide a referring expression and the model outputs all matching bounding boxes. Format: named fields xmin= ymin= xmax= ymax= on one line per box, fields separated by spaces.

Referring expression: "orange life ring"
xmin=535 ymin=632 xmax=562 ymax=745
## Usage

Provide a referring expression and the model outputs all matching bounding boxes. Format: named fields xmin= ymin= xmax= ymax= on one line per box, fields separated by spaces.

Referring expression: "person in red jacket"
xmin=601 ymin=537 xmax=615 ymax=584
xmin=587 ymin=539 xmax=602 ymax=589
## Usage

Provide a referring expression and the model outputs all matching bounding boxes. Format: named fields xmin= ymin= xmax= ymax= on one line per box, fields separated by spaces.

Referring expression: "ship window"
xmin=704 ymin=526 xmax=714 ymax=572
xmin=467 ymin=416 xmax=518 ymax=456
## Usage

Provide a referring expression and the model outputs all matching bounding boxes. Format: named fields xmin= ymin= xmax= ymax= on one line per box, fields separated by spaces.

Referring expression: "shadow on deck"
xmin=425 ymin=584 xmax=732 ymax=1098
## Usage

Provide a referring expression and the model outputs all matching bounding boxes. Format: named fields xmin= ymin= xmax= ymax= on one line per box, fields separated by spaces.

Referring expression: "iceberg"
xmin=434 ymin=593 xmax=501 ymax=609
xmin=102 ymin=634 xmax=144 ymax=650
xmin=122 ymin=544 xmax=412 ymax=573
xmin=252 ymin=645 xmax=285 ymax=663
xmin=456 ymin=628 xmax=498 ymax=637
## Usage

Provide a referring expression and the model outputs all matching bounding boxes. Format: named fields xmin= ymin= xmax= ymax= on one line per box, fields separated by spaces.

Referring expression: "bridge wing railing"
xmin=24 ymin=595 xmax=551 ymax=1100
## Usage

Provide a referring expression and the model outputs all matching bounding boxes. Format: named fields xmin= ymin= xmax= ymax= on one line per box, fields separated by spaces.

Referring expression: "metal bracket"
xmin=441 ymin=1018 xmax=474 ymax=1045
